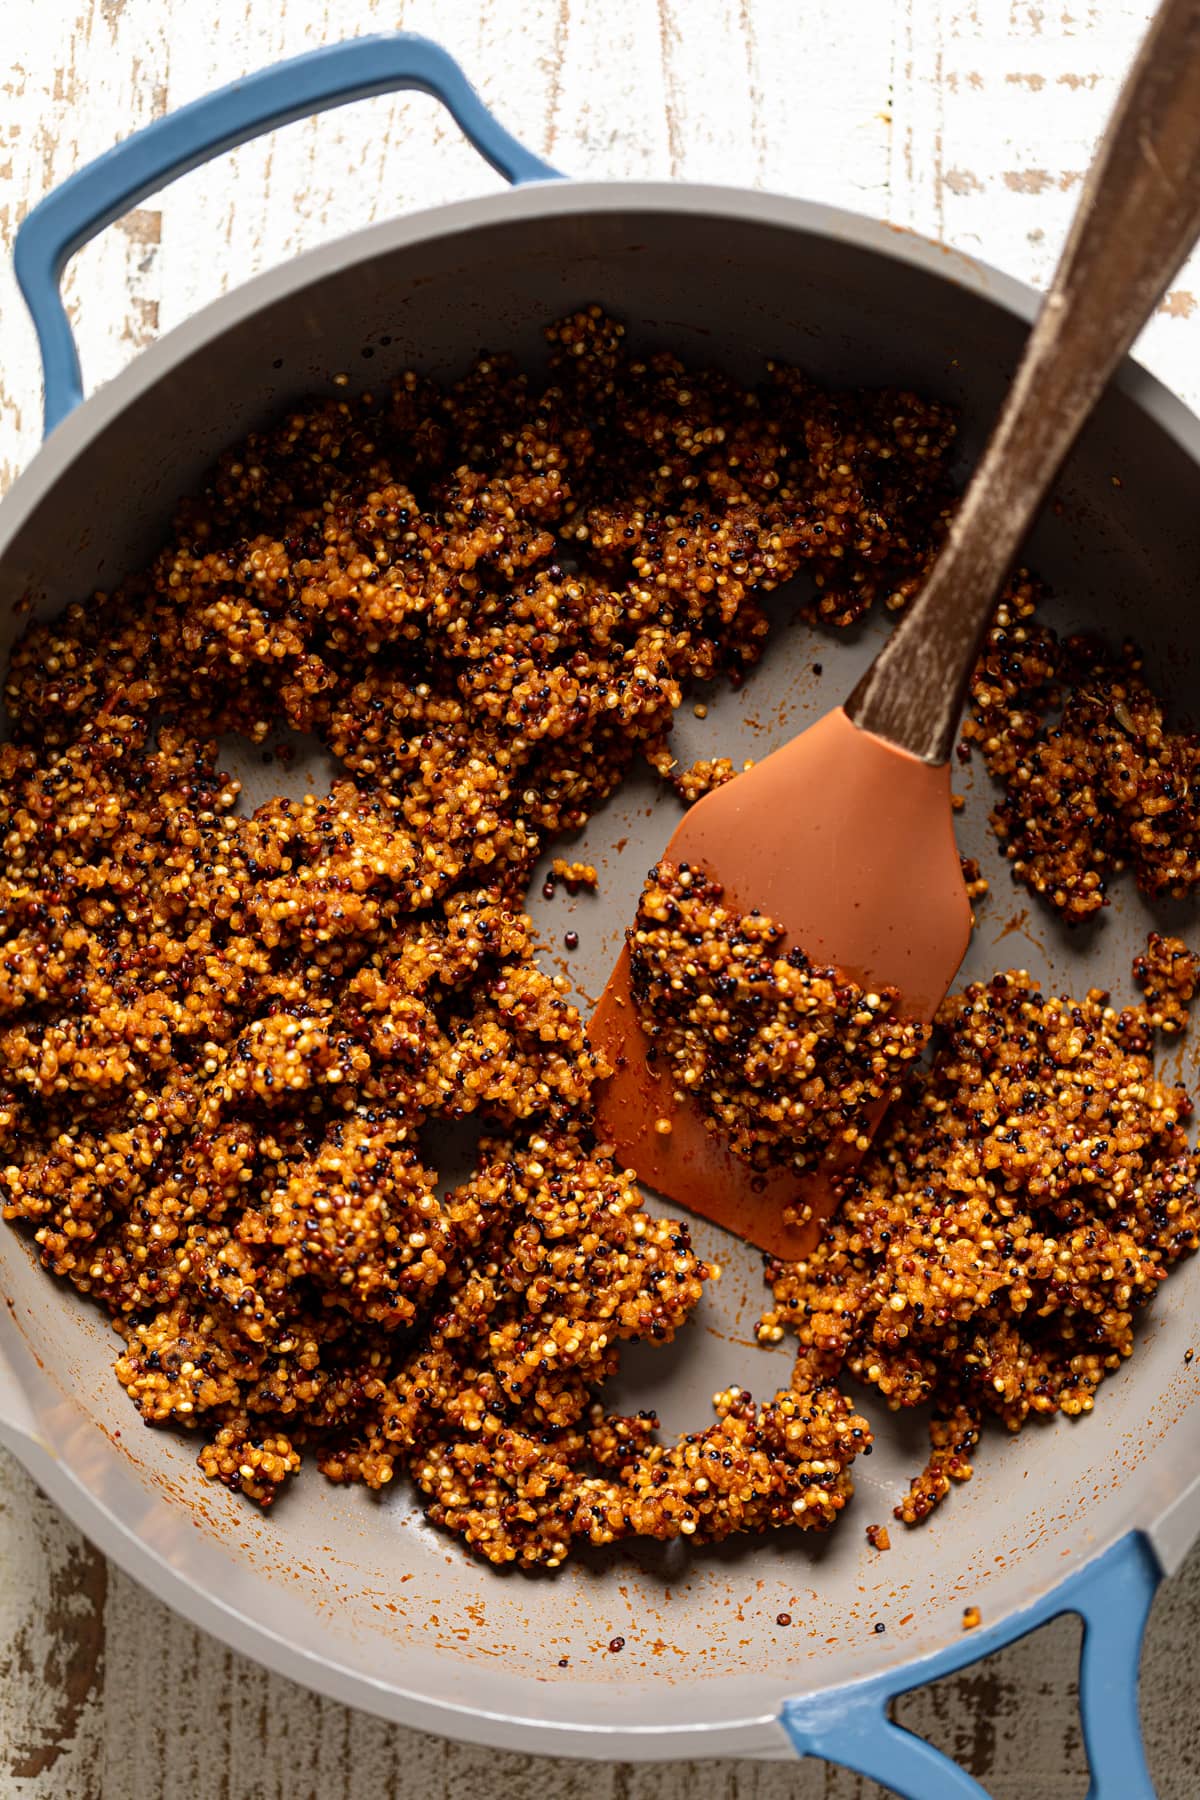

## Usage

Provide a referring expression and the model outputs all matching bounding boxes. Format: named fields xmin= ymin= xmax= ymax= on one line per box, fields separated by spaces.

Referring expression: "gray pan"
xmin=0 ymin=33 xmax=1196 ymax=1798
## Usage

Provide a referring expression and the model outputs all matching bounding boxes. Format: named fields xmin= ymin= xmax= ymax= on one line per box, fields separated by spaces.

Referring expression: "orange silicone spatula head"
xmin=590 ymin=0 xmax=1200 ymax=1258
xmin=589 ymin=709 xmax=972 ymax=1259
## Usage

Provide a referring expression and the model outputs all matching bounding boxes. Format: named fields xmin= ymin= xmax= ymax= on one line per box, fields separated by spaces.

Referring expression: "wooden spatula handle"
xmin=846 ymin=0 xmax=1200 ymax=767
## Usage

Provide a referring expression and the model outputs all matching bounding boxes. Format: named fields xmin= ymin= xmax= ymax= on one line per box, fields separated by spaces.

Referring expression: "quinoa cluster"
xmin=760 ymin=967 xmax=1200 ymax=1524
xmin=1 ymin=309 xmax=960 ymax=1558
xmin=549 ymin=857 xmax=598 ymax=892
xmin=321 ymin=1127 xmax=867 ymax=1565
xmin=628 ymin=862 xmax=930 ymax=1177
xmin=669 ymin=755 xmax=746 ymax=806
xmin=1133 ymin=932 xmax=1200 ymax=1035
xmin=963 ymin=583 xmax=1200 ymax=921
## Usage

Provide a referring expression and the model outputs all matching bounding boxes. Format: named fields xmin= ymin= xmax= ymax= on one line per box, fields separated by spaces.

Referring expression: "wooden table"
xmin=2 ymin=1 xmax=1199 ymax=1793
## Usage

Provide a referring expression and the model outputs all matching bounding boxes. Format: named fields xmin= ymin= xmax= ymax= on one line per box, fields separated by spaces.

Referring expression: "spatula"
xmin=590 ymin=0 xmax=1200 ymax=1261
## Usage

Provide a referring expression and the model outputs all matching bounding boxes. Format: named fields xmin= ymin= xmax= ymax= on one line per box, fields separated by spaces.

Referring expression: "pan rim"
xmin=6 ymin=176 xmax=1200 ymax=561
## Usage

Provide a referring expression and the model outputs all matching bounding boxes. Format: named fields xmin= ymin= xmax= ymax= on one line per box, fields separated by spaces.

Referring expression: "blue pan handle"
xmin=14 ymin=33 xmax=564 ymax=438
xmin=782 ymin=1530 xmax=1160 ymax=1798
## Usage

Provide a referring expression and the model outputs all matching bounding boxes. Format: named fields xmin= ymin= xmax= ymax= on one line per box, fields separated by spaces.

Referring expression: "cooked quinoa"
xmin=760 ymin=970 xmax=1200 ymax=1524
xmin=1133 ymin=932 xmax=1200 ymax=1035
xmin=4 ymin=304 xmax=1194 ymax=1562
xmin=628 ymin=861 xmax=930 ymax=1177
xmin=958 ymin=855 xmax=989 ymax=903
xmin=963 ymin=583 xmax=1200 ymax=921
xmin=549 ymin=857 xmax=598 ymax=891
xmin=1 ymin=308 xmax=966 ymax=1559
xmin=669 ymin=755 xmax=748 ymax=806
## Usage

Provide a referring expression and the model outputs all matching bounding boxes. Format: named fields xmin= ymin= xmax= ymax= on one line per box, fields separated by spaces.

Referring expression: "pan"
xmin=3 ymin=33 xmax=1198 ymax=1797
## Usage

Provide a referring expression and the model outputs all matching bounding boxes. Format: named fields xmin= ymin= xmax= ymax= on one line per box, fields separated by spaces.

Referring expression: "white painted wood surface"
xmin=3 ymin=1 xmax=1200 ymax=1793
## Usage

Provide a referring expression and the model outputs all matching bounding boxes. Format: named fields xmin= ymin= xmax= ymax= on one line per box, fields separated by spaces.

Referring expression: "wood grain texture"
xmin=2 ymin=0 xmax=1200 ymax=1794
